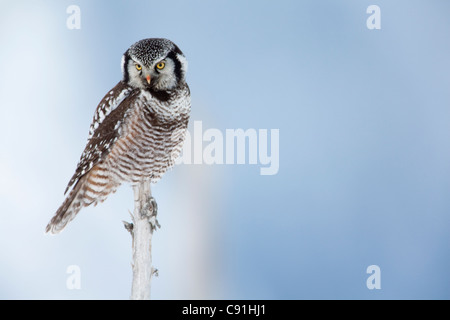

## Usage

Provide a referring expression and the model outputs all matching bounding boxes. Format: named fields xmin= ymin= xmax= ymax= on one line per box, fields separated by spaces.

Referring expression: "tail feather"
xmin=46 ymin=176 xmax=88 ymax=234
xmin=46 ymin=166 xmax=120 ymax=234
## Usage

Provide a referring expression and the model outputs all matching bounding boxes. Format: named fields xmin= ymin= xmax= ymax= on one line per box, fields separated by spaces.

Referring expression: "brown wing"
xmin=64 ymin=82 xmax=138 ymax=194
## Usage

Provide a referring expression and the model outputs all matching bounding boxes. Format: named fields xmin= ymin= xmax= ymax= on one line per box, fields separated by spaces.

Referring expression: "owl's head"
xmin=121 ymin=38 xmax=187 ymax=91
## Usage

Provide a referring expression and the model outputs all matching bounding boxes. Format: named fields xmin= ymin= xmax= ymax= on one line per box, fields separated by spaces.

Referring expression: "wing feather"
xmin=64 ymin=82 xmax=138 ymax=194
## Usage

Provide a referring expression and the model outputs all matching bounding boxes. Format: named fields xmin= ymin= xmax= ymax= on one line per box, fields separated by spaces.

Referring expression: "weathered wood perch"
xmin=123 ymin=179 xmax=160 ymax=300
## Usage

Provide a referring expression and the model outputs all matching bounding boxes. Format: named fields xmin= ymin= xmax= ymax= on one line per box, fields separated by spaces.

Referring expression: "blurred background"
xmin=1 ymin=0 xmax=450 ymax=299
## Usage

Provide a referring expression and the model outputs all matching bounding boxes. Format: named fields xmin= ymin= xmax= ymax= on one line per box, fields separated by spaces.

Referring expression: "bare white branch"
xmin=126 ymin=180 xmax=158 ymax=300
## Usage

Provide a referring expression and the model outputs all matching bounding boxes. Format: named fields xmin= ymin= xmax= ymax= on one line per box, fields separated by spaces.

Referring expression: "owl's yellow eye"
xmin=135 ymin=64 xmax=142 ymax=71
xmin=156 ymin=62 xmax=165 ymax=70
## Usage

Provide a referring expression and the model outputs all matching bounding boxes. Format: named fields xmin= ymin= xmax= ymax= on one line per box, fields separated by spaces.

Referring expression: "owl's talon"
xmin=143 ymin=196 xmax=160 ymax=231
xmin=148 ymin=197 xmax=158 ymax=216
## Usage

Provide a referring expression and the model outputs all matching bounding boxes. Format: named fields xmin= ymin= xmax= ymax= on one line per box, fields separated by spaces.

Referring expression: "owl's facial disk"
xmin=122 ymin=51 xmax=186 ymax=92
xmin=132 ymin=57 xmax=178 ymax=91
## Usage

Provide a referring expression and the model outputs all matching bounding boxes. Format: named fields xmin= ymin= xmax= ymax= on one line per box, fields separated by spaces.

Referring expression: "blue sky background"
xmin=0 ymin=0 xmax=450 ymax=299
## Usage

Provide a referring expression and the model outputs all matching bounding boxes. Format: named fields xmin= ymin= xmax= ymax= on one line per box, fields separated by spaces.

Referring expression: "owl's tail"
xmin=45 ymin=168 xmax=118 ymax=234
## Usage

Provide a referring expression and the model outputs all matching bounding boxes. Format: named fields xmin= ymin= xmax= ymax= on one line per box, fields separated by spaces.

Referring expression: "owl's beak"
xmin=146 ymin=74 xmax=151 ymax=84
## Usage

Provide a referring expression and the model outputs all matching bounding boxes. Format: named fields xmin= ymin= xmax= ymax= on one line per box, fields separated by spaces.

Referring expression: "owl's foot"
xmin=143 ymin=196 xmax=160 ymax=231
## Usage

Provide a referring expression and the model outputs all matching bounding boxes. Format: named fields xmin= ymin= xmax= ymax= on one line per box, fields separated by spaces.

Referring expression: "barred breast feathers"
xmin=102 ymin=84 xmax=191 ymax=185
